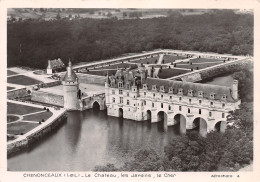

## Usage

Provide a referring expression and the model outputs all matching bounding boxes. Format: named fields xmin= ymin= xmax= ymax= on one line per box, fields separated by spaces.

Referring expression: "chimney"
xmin=47 ymin=60 xmax=51 ymax=69
xmin=67 ymin=61 xmax=72 ymax=78
xmin=232 ymin=80 xmax=238 ymax=100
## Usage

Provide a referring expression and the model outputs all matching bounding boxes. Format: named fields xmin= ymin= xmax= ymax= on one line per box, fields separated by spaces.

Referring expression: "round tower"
xmin=62 ymin=61 xmax=79 ymax=110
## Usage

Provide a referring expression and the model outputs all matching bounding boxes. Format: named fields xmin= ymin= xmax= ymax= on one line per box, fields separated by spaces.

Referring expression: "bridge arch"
xmin=193 ymin=117 xmax=207 ymax=137
xmin=118 ymin=108 xmax=123 ymax=118
xmin=92 ymin=101 xmax=100 ymax=111
xmin=146 ymin=110 xmax=152 ymax=121
xmin=214 ymin=121 xmax=226 ymax=133
xmin=173 ymin=113 xmax=186 ymax=134
xmin=157 ymin=111 xmax=168 ymax=131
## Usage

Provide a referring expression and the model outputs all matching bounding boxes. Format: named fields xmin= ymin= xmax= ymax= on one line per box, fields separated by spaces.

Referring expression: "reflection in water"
xmin=8 ymin=110 xmax=181 ymax=171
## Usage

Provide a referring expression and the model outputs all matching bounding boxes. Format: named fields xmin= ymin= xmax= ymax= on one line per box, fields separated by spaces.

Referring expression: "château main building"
xmin=105 ymin=66 xmax=241 ymax=135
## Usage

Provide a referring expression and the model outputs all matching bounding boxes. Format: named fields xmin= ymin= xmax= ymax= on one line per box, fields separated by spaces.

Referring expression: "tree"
xmin=227 ymin=102 xmax=253 ymax=132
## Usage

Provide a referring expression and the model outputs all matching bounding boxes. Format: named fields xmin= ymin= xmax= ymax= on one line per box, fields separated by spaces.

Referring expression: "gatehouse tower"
xmin=62 ymin=61 xmax=79 ymax=110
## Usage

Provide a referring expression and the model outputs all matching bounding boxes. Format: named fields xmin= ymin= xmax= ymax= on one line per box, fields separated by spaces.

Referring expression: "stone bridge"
xmin=79 ymin=93 xmax=106 ymax=111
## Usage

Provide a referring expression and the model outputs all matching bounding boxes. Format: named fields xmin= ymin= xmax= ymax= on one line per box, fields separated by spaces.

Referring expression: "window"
xmin=134 ymin=95 xmax=136 ymax=98
xmin=188 ymin=108 xmax=190 ymax=113
xmin=189 ymin=99 xmax=191 ymax=104
xmin=222 ymin=113 xmax=225 ymax=118
xmin=161 ymin=103 xmax=163 ymax=108
xmin=179 ymin=106 xmax=182 ymax=111
xmin=144 ymin=101 xmax=146 ymax=105
xmin=153 ymin=93 xmax=155 ymax=98
xmin=198 ymin=91 xmax=203 ymax=97
xmin=222 ymin=103 xmax=225 ymax=108
xmin=144 ymin=92 xmax=146 ymax=96
xmin=169 ymin=105 xmax=171 ymax=110
xmin=127 ymin=92 xmax=129 ymax=97
xmin=209 ymin=112 xmax=212 ymax=117
xmin=179 ymin=97 xmax=182 ymax=102
xmin=119 ymin=90 xmax=123 ymax=95
xmin=210 ymin=102 xmax=213 ymax=106
xmin=127 ymin=100 xmax=129 ymax=105
xmin=199 ymin=109 xmax=201 ymax=114
xmin=152 ymin=103 xmax=154 ymax=107
xmin=161 ymin=95 xmax=163 ymax=99
xmin=120 ymin=97 xmax=123 ymax=103
xmin=113 ymin=97 xmax=115 ymax=103
xmin=199 ymin=100 xmax=202 ymax=105
xmin=112 ymin=90 xmax=115 ymax=94
xmin=170 ymin=96 xmax=172 ymax=100
xmin=118 ymin=82 xmax=123 ymax=88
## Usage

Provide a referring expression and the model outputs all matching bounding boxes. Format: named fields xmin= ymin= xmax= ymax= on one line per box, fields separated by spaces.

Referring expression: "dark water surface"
xmin=8 ymin=110 xmax=180 ymax=171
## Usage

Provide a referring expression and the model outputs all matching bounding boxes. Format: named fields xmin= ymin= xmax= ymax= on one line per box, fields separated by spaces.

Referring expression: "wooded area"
xmin=7 ymin=10 xmax=253 ymax=69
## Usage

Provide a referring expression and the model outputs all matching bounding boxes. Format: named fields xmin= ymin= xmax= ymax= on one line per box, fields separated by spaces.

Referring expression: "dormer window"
xmin=168 ymin=87 xmax=173 ymax=94
xmin=118 ymin=82 xmax=123 ymax=88
xmin=152 ymin=85 xmax=157 ymax=91
xmin=210 ymin=93 xmax=215 ymax=99
xmin=143 ymin=84 xmax=147 ymax=90
xmin=178 ymin=88 xmax=183 ymax=95
xmin=222 ymin=95 xmax=227 ymax=101
xmin=198 ymin=91 xmax=203 ymax=97
xmin=160 ymin=86 xmax=165 ymax=92
xmin=188 ymin=90 xmax=193 ymax=96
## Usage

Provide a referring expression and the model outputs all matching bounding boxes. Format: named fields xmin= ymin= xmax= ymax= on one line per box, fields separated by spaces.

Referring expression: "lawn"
xmin=131 ymin=56 xmax=159 ymax=64
xmin=23 ymin=111 xmax=53 ymax=121
xmin=158 ymin=68 xmax=190 ymax=79
xmin=7 ymin=115 xmax=20 ymax=123
xmin=191 ymin=58 xmax=224 ymax=63
xmin=7 ymin=86 xmax=15 ymax=91
xmin=7 ymin=122 xmax=39 ymax=135
xmin=93 ymin=63 xmax=137 ymax=70
xmin=7 ymin=102 xmax=43 ymax=115
xmin=82 ymin=69 xmax=117 ymax=76
xmin=175 ymin=62 xmax=221 ymax=69
xmin=7 ymin=75 xmax=41 ymax=85
xmin=7 ymin=70 xmax=18 ymax=76
xmin=162 ymin=55 xmax=187 ymax=64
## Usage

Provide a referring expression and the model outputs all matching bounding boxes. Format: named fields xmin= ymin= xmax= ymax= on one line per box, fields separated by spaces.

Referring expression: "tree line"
xmin=8 ymin=10 xmax=253 ymax=69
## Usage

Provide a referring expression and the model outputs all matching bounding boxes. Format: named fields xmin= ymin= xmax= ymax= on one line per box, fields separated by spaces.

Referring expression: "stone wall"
xmin=31 ymin=91 xmax=64 ymax=106
xmin=7 ymin=88 xmax=28 ymax=99
xmin=7 ymin=112 xmax=66 ymax=156
xmin=43 ymin=80 xmax=61 ymax=88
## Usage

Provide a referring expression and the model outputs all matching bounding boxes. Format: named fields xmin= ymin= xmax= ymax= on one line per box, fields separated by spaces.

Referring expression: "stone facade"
xmin=105 ymin=67 xmax=241 ymax=135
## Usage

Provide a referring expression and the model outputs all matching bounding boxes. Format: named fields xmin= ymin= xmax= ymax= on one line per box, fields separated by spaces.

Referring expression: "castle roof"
xmin=144 ymin=78 xmax=235 ymax=102
xmin=61 ymin=61 xmax=78 ymax=82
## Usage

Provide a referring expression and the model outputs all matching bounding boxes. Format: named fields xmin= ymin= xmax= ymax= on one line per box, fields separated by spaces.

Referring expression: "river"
xmin=8 ymin=110 xmax=180 ymax=171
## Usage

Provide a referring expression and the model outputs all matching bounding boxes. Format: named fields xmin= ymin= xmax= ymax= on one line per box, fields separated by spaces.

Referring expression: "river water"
xmin=7 ymin=75 xmax=234 ymax=171
xmin=8 ymin=110 xmax=180 ymax=171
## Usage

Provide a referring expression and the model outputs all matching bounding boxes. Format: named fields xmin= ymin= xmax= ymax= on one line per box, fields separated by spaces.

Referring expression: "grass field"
xmin=23 ymin=111 xmax=53 ymax=121
xmin=191 ymin=58 xmax=224 ymax=63
xmin=162 ymin=55 xmax=187 ymax=64
xmin=158 ymin=68 xmax=190 ymax=79
xmin=7 ymin=102 xmax=43 ymax=115
xmin=7 ymin=122 xmax=39 ymax=135
xmin=7 ymin=86 xmax=16 ymax=91
xmin=82 ymin=69 xmax=117 ymax=76
xmin=7 ymin=75 xmax=41 ymax=85
xmin=94 ymin=63 xmax=137 ymax=70
xmin=175 ymin=62 xmax=221 ymax=69
xmin=131 ymin=56 xmax=159 ymax=64
xmin=7 ymin=115 xmax=20 ymax=123
xmin=7 ymin=70 xmax=18 ymax=76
